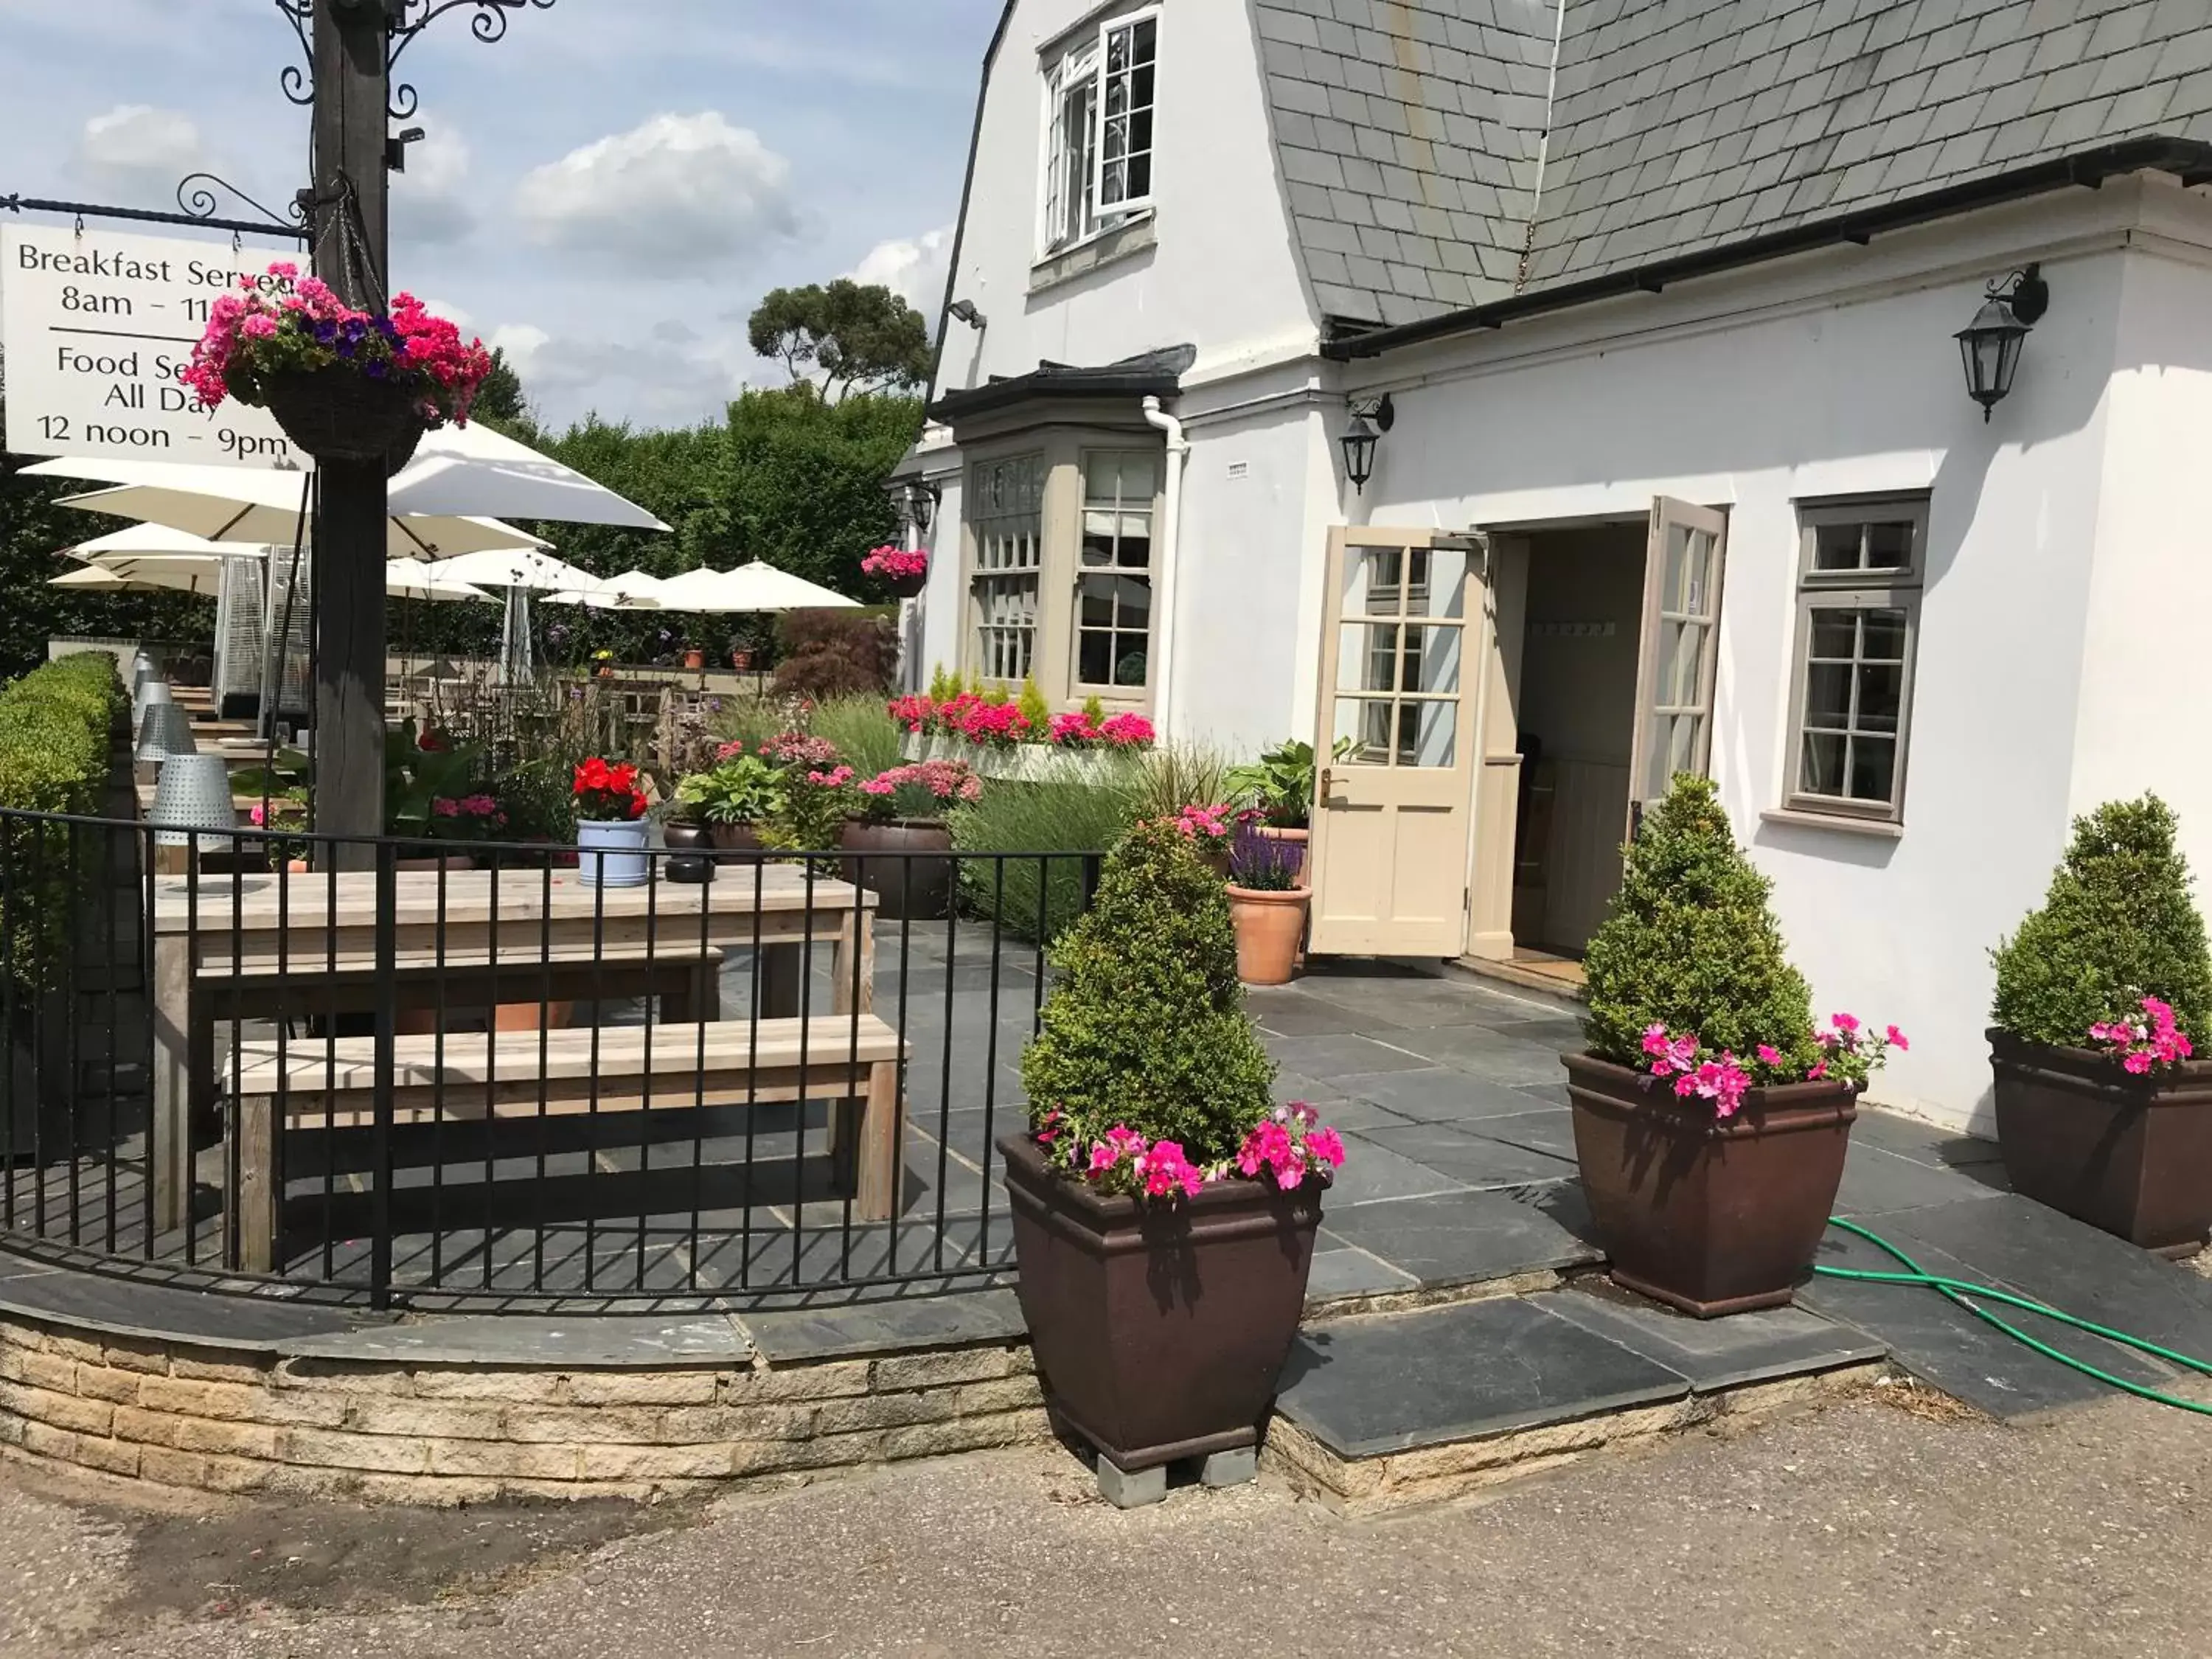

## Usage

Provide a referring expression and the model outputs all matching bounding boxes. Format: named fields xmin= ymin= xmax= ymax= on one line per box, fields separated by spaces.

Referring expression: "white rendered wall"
xmin=931 ymin=0 xmax=1317 ymax=403
xmin=1358 ymin=234 xmax=2134 ymax=1133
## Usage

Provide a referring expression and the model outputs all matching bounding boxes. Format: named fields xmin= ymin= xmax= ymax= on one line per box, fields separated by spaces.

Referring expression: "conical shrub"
xmin=1582 ymin=773 xmax=1817 ymax=1071
xmin=1992 ymin=794 xmax=2212 ymax=1047
xmin=1021 ymin=817 xmax=1275 ymax=1161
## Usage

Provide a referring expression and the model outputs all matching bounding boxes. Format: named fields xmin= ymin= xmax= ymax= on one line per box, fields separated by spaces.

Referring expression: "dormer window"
xmin=1040 ymin=8 xmax=1158 ymax=256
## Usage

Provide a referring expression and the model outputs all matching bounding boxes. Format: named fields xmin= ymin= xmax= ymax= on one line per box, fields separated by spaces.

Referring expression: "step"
xmin=1264 ymin=1287 xmax=1886 ymax=1515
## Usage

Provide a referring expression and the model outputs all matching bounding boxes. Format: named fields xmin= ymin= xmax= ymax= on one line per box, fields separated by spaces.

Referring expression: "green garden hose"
xmin=1813 ymin=1215 xmax=2212 ymax=1416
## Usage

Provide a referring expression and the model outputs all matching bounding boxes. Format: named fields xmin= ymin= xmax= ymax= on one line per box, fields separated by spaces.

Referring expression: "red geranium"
xmin=573 ymin=757 xmax=649 ymax=822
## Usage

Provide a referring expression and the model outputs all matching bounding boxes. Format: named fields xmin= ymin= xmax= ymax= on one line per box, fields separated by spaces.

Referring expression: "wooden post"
xmin=308 ymin=0 xmax=393 ymax=862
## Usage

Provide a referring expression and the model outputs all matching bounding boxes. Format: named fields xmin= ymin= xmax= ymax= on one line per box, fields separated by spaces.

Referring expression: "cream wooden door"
xmin=1307 ymin=528 xmax=1482 ymax=957
xmin=1627 ymin=498 xmax=1730 ymax=837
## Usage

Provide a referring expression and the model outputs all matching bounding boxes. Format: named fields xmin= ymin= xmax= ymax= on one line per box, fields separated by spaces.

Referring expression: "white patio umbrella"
xmin=25 ymin=458 xmax=546 ymax=559
xmin=389 ymin=422 xmax=672 ymax=532
xmin=385 ymin=562 xmax=491 ymax=603
xmin=542 ymin=569 xmax=669 ymax=611
xmin=50 ymin=556 xmax=226 ymax=596
xmin=60 ymin=521 xmax=272 ymax=564
xmin=651 ymin=560 xmax=860 ymax=613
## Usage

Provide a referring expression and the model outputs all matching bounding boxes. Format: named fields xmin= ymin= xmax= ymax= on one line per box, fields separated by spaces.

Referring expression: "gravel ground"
xmin=2 ymin=1387 xmax=2208 ymax=1658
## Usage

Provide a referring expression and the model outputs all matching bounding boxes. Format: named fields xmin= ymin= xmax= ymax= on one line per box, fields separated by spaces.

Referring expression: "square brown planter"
xmin=1563 ymin=1053 xmax=1858 ymax=1318
xmin=999 ymin=1133 xmax=1321 ymax=1471
xmin=1989 ymin=1030 xmax=2212 ymax=1257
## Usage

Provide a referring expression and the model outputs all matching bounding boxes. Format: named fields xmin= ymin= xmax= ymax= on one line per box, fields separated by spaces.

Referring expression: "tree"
xmin=470 ymin=346 xmax=534 ymax=432
xmin=748 ymin=280 xmax=933 ymax=398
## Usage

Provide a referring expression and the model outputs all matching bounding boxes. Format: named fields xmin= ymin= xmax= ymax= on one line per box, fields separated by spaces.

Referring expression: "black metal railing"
xmin=0 ymin=803 xmax=1098 ymax=1312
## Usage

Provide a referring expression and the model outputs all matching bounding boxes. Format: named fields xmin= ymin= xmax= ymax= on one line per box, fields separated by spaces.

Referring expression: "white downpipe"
xmin=1142 ymin=395 xmax=1189 ymax=737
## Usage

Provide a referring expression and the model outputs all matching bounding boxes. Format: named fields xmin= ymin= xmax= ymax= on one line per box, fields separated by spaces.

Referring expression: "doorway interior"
xmin=1506 ymin=521 xmax=1649 ymax=961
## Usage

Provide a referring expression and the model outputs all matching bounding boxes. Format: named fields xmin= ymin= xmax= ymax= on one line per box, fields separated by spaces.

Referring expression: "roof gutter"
xmin=1324 ymin=137 xmax=2212 ymax=363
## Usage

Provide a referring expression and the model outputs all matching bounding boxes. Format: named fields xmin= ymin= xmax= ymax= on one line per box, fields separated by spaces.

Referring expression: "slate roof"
xmin=1256 ymin=0 xmax=2212 ymax=334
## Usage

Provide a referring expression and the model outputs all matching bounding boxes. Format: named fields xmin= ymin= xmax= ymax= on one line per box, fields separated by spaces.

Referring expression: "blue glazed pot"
xmin=576 ymin=816 xmax=650 ymax=888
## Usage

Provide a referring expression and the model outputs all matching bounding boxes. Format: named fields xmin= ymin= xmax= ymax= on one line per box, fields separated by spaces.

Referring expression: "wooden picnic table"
xmin=147 ymin=864 xmax=877 ymax=1232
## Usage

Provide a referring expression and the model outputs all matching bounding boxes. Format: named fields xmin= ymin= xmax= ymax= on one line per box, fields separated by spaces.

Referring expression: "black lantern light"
xmin=1955 ymin=264 xmax=2048 ymax=422
xmin=900 ymin=478 xmax=938 ymax=533
xmin=1340 ymin=392 xmax=1394 ymax=494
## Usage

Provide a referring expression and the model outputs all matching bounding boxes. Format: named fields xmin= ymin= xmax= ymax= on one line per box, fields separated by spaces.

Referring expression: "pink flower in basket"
xmin=860 ymin=545 xmax=929 ymax=582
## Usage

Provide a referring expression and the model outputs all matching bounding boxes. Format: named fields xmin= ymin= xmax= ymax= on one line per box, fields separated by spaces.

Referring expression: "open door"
xmin=1626 ymin=498 xmax=1729 ymax=838
xmin=1307 ymin=528 xmax=1482 ymax=957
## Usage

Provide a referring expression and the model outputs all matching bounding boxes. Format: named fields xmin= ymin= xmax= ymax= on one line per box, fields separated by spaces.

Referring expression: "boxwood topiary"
xmin=1581 ymin=773 xmax=1818 ymax=1073
xmin=1991 ymin=795 xmax=2212 ymax=1048
xmin=1020 ymin=816 xmax=1275 ymax=1162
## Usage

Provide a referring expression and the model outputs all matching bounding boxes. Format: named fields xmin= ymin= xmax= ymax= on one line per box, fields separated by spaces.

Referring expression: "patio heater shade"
xmin=146 ymin=754 xmax=237 ymax=849
xmin=135 ymin=700 xmax=199 ymax=765
xmin=133 ymin=676 xmax=173 ymax=728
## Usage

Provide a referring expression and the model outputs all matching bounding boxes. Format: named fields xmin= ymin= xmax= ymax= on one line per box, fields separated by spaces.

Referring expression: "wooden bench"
xmin=228 ymin=1015 xmax=906 ymax=1270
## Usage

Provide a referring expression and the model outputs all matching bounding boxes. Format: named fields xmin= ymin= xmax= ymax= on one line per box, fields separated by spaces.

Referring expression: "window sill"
xmin=1030 ymin=214 xmax=1157 ymax=296
xmin=1759 ymin=807 xmax=1905 ymax=840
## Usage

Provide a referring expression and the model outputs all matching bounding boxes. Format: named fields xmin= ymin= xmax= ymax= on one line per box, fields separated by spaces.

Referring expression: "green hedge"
xmin=0 ymin=653 xmax=123 ymax=992
xmin=0 ymin=653 xmax=122 ymax=815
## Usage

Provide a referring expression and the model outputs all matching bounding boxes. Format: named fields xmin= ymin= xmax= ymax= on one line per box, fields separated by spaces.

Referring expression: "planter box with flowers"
xmin=1004 ymin=818 xmax=1346 ymax=1489
xmin=184 ymin=263 xmax=493 ymax=470
xmin=890 ymin=694 xmax=1155 ymax=784
xmin=841 ymin=757 xmax=981 ymax=920
xmin=1568 ymin=775 xmax=1903 ymax=1317
xmin=1988 ymin=795 xmax=2212 ymax=1256
xmin=863 ymin=544 xmax=930 ymax=601
xmin=573 ymin=758 xmax=652 ymax=888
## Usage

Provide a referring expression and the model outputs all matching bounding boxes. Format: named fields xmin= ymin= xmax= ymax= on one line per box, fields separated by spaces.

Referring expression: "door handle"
xmin=1318 ymin=766 xmax=1334 ymax=807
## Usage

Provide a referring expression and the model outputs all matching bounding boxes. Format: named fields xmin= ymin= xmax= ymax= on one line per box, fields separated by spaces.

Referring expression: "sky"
xmin=0 ymin=0 xmax=1004 ymax=429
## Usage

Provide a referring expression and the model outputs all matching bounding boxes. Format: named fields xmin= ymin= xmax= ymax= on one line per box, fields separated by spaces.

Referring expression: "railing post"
xmin=369 ymin=836 xmax=397 ymax=1310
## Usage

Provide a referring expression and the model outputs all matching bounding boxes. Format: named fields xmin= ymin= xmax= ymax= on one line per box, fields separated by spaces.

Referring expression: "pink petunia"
xmin=1885 ymin=1026 xmax=1909 ymax=1051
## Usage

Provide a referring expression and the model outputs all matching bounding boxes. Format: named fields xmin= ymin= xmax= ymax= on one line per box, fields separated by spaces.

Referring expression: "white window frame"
xmin=967 ymin=453 xmax=1048 ymax=684
xmin=1783 ymin=495 xmax=1929 ymax=825
xmin=1072 ymin=448 xmax=1161 ymax=694
xmin=1036 ymin=5 xmax=1160 ymax=260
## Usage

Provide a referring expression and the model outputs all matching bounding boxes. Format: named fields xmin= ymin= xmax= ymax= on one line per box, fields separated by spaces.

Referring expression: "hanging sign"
xmin=1 ymin=223 xmax=307 ymax=469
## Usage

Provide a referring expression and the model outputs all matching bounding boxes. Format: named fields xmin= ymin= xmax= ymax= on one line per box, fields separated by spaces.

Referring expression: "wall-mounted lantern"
xmin=899 ymin=478 xmax=939 ymax=534
xmin=1955 ymin=264 xmax=2048 ymax=422
xmin=1340 ymin=392 xmax=1395 ymax=494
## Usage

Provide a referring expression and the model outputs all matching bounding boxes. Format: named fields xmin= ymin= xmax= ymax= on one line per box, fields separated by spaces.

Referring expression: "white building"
xmin=897 ymin=0 xmax=2212 ymax=1133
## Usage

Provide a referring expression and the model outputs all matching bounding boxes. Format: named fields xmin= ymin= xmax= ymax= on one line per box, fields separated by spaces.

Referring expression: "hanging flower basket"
xmin=181 ymin=262 xmax=493 ymax=470
xmin=260 ymin=367 xmax=426 ymax=469
xmin=862 ymin=544 xmax=929 ymax=599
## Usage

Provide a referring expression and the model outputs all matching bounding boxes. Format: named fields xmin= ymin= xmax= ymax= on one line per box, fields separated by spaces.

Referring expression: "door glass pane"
xmin=1860 ymin=608 xmax=1907 ymax=661
xmin=1808 ymin=611 xmax=1857 ymax=658
xmin=1661 ymin=525 xmax=1712 ymax=616
xmin=1656 ymin=619 xmax=1705 ymax=708
xmin=1338 ymin=623 xmax=1401 ymax=694
xmin=1398 ymin=625 xmax=1463 ymax=695
xmin=1403 ymin=547 xmax=1469 ymax=621
xmin=1402 ymin=701 xmax=1457 ymax=768
xmin=1333 ymin=698 xmax=1398 ymax=764
xmin=1345 ymin=547 xmax=1406 ymax=618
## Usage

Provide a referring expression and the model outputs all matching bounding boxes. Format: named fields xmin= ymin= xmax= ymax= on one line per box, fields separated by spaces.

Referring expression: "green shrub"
xmin=947 ymin=774 xmax=1142 ymax=942
xmin=1992 ymin=795 xmax=2212 ymax=1047
xmin=1582 ymin=773 xmax=1817 ymax=1071
xmin=1020 ymin=817 xmax=1275 ymax=1160
xmin=0 ymin=654 xmax=122 ymax=990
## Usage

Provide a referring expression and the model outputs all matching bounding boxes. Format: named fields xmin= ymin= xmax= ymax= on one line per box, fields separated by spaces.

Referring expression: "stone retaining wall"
xmin=0 ymin=1312 xmax=1051 ymax=1504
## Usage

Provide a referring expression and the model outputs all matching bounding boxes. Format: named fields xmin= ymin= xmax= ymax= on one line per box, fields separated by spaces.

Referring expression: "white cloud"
xmin=391 ymin=124 xmax=476 ymax=246
xmin=414 ymin=298 xmax=474 ymax=332
xmin=484 ymin=319 xmax=764 ymax=424
xmin=849 ymin=226 xmax=954 ymax=316
xmin=76 ymin=103 xmax=204 ymax=189
xmin=514 ymin=112 xmax=799 ymax=268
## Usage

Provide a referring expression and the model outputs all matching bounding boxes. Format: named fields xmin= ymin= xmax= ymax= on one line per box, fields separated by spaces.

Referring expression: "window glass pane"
xmin=1864 ymin=521 xmax=1913 ymax=571
xmin=1402 ymin=546 xmax=1468 ymax=622
xmin=1346 ymin=547 xmax=1405 ymax=616
xmin=1860 ymin=608 xmax=1907 ymax=661
xmin=1856 ymin=661 xmax=1904 ymax=733
xmin=1813 ymin=523 xmax=1864 ymax=571
xmin=1809 ymin=611 xmax=1858 ymax=658
xmin=970 ymin=455 xmax=1044 ymax=680
xmin=1801 ymin=730 xmax=1848 ymax=796
xmin=1099 ymin=15 xmax=1158 ymax=209
xmin=1804 ymin=662 xmax=1852 ymax=728
xmin=1849 ymin=736 xmax=1896 ymax=801
xmin=1075 ymin=572 xmax=1152 ymax=689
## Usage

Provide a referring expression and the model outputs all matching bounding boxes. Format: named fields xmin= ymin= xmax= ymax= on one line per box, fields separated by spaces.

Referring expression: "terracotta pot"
xmin=999 ymin=1133 xmax=1321 ymax=1472
xmin=662 ymin=821 xmax=710 ymax=852
xmin=396 ymin=1001 xmax=576 ymax=1037
xmin=839 ymin=818 xmax=953 ymax=919
xmin=731 ymin=650 xmax=754 ymax=672
xmin=1990 ymin=1031 xmax=2212 ymax=1256
xmin=1226 ymin=885 xmax=1310 ymax=986
xmin=1562 ymin=1053 xmax=1857 ymax=1317
xmin=596 ymin=666 xmax=616 ymax=680
xmin=1254 ymin=824 xmax=1310 ymax=886
xmin=683 ymin=648 xmax=705 ymax=670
